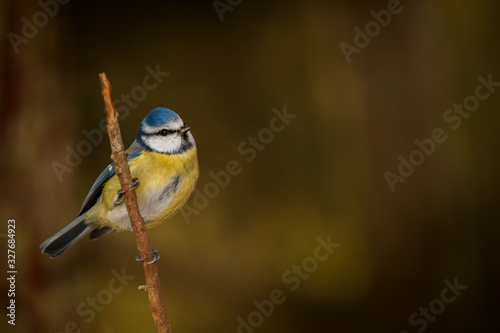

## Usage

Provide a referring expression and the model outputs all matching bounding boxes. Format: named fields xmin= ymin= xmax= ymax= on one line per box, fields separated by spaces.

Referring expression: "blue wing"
xmin=78 ymin=151 xmax=142 ymax=215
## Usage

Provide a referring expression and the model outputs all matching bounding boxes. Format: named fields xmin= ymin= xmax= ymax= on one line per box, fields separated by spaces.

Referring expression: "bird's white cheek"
xmin=143 ymin=135 xmax=182 ymax=154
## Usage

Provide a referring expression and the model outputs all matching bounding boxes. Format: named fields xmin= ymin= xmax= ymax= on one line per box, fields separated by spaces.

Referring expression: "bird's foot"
xmin=113 ymin=178 xmax=141 ymax=206
xmin=135 ymin=249 xmax=160 ymax=264
xmin=113 ymin=191 xmax=124 ymax=206
xmin=131 ymin=177 xmax=140 ymax=190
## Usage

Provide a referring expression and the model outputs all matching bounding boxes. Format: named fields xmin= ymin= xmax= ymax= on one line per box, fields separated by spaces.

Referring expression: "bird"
xmin=40 ymin=107 xmax=199 ymax=258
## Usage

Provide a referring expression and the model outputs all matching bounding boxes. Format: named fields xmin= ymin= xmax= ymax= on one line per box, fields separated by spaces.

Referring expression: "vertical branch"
xmin=99 ymin=73 xmax=172 ymax=333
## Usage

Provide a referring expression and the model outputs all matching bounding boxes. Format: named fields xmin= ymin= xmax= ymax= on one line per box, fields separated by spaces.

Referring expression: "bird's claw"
xmin=131 ymin=177 xmax=140 ymax=190
xmin=135 ymin=249 xmax=160 ymax=264
xmin=113 ymin=178 xmax=140 ymax=206
xmin=113 ymin=191 xmax=124 ymax=206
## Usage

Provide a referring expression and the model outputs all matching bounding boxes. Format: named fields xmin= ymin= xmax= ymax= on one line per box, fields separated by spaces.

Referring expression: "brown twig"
xmin=99 ymin=73 xmax=172 ymax=333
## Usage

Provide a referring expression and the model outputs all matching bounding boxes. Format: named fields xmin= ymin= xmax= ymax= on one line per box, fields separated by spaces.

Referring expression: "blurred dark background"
xmin=1 ymin=0 xmax=499 ymax=332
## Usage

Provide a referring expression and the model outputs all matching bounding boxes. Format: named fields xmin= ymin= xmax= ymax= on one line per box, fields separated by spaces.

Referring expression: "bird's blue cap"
xmin=143 ymin=107 xmax=180 ymax=127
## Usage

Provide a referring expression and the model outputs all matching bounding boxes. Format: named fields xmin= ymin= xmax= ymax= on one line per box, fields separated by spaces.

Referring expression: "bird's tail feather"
xmin=40 ymin=215 xmax=92 ymax=258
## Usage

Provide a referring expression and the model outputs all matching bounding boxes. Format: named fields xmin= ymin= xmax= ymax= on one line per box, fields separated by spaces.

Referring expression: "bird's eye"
xmin=159 ymin=129 xmax=173 ymax=136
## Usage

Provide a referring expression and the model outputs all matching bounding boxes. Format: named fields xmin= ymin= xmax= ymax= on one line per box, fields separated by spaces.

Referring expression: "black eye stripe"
xmin=158 ymin=129 xmax=176 ymax=136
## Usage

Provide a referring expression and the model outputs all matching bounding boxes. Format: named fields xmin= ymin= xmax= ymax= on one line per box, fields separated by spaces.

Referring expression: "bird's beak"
xmin=179 ymin=126 xmax=190 ymax=134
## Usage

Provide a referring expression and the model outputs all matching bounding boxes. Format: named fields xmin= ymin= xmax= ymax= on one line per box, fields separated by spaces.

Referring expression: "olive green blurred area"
xmin=1 ymin=0 xmax=499 ymax=332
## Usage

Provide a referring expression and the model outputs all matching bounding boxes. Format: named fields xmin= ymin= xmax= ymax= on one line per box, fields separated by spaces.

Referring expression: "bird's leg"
xmin=135 ymin=249 xmax=160 ymax=264
xmin=113 ymin=178 xmax=141 ymax=206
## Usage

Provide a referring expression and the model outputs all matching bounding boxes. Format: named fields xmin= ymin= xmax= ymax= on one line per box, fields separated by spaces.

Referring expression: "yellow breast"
xmin=86 ymin=148 xmax=199 ymax=230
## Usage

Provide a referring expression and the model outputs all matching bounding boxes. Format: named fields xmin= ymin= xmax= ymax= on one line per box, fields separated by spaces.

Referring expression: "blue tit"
xmin=40 ymin=107 xmax=199 ymax=258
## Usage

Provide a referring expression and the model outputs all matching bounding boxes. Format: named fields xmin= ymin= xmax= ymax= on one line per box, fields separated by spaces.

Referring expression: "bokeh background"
xmin=1 ymin=0 xmax=499 ymax=332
